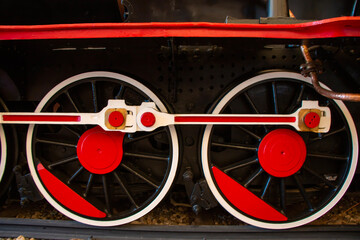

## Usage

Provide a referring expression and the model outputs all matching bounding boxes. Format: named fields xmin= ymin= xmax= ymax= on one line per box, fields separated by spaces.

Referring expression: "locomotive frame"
xmin=0 ymin=0 xmax=360 ymax=230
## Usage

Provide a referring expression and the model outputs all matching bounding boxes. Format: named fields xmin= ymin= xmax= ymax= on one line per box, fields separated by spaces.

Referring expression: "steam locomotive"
xmin=0 ymin=0 xmax=359 ymax=229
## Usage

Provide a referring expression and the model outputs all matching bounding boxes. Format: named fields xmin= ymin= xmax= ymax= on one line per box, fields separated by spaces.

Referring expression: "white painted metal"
xmin=0 ymin=125 xmax=7 ymax=183
xmin=1 ymin=100 xmax=331 ymax=133
xmin=137 ymin=100 xmax=330 ymax=132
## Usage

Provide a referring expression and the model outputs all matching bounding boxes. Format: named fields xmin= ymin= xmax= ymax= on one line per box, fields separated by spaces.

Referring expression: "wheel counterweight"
xmin=201 ymin=72 xmax=358 ymax=229
xmin=26 ymin=72 xmax=179 ymax=226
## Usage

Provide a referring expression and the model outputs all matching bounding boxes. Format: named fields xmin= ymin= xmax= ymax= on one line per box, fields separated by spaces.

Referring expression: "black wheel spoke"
xmin=212 ymin=142 xmax=257 ymax=151
xmin=244 ymin=92 xmax=260 ymax=114
xmin=223 ymin=156 xmax=258 ymax=173
xmin=303 ymin=166 xmax=337 ymax=189
xmin=294 ymin=175 xmax=314 ymax=211
xmin=272 ymin=82 xmax=278 ymax=114
xmin=124 ymin=152 xmax=169 ymax=161
xmin=121 ymin=163 xmax=160 ymax=188
xmin=102 ymin=175 xmax=111 ymax=215
xmin=65 ymin=91 xmax=80 ymax=113
xmin=63 ymin=126 xmax=81 ymax=138
xmin=287 ymin=84 xmax=305 ymax=113
xmin=125 ymin=129 xmax=166 ymax=144
xmin=243 ymin=167 xmax=264 ymax=188
xmin=280 ymin=178 xmax=286 ymax=213
xmin=260 ymin=175 xmax=272 ymax=199
xmin=36 ymin=138 xmax=77 ymax=148
xmin=115 ymin=85 xmax=125 ymax=99
xmin=113 ymin=172 xmax=139 ymax=208
xmin=309 ymin=126 xmax=346 ymax=143
xmin=244 ymin=92 xmax=267 ymax=132
xmin=44 ymin=123 xmax=58 ymax=133
xmin=235 ymin=126 xmax=261 ymax=141
xmin=48 ymin=155 xmax=78 ymax=169
xmin=68 ymin=166 xmax=84 ymax=184
xmin=307 ymin=153 xmax=348 ymax=161
xmin=83 ymin=173 xmax=94 ymax=197
xmin=91 ymin=81 xmax=98 ymax=112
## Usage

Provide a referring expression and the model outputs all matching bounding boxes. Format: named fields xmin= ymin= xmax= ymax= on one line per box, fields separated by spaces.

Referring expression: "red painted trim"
xmin=175 ymin=116 xmax=296 ymax=123
xmin=212 ymin=166 xmax=287 ymax=221
xmin=0 ymin=17 xmax=359 ymax=40
xmin=37 ymin=163 xmax=106 ymax=218
xmin=3 ymin=115 xmax=81 ymax=122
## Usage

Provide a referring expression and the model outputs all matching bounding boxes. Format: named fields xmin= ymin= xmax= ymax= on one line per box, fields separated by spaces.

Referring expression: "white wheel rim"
xmin=26 ymin=71 xmax=179 ymax=226
xmin=0 ymin=125 xmax=7 ymax=183
xmin=201 ymin=72 xmax=358 ymax=229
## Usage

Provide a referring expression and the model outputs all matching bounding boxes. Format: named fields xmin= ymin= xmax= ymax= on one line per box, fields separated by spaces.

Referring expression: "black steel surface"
xmin=1 ymin=36 xmax=360 ymax=182
xmin=0 ymin=218 xmax=359 ymax=239
xmin=0 ymin=0 xmax=356 ymax=24
xmin=0 ymin=35 xmax=359 ymax=224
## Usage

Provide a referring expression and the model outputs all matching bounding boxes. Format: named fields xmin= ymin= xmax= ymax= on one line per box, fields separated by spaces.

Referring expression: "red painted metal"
xmin=37 ymin=163 xmax=106 ymax=218
xmin=175 ymin=116 xmax=296 ymax=123
xmin=108 ymin=111 xmax=124 ymax=127
xmin=0 ymin=17 xmax=359 ymax=40
xmin=77 ymin=126 xmax=125 ymax=174
xmin=304 ymin=112 xmax=321 ymax=128
xmin=141 ymin=112 xmax=156 ymax=127
xmin=2 ymin=115 xmax=81 ymax=122
xmin=212 ymin=166 xmax=287 ymax=221
xmin=258 ymin=129 xmax=306 ymax=178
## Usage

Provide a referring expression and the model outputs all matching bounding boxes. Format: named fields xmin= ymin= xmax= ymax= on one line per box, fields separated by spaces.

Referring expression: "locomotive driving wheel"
xmin=201 ymin=72 xmax=358 ymax=229
xmin=0 ymin=125 xmax=6 ymax=186
xmin=26 ymin=71 xmax=179 ymax=226
xmin=0 ymin=99 xmax=17 ymax=204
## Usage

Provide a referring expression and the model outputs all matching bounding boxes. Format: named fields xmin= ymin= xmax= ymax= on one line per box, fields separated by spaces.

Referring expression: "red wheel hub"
xmin=258 ymin=129 xmax=306 ymax=178
xmin=77 ymin=126 xmax=125 ymax=174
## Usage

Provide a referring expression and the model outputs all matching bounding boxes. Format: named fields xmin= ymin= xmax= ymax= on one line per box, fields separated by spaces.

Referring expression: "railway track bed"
xmin=0 ymin=218 xmax=360 ymax=240
xmin=0 ymin=191 xmax=359 ymax=239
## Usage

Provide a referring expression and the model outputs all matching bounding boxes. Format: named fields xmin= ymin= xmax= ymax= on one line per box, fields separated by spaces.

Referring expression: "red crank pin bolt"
xmin=141 ymin=112 xmax=156 ymax=127
xmin=108 ymin=111 xmax=124 ymax=127
xmin=304 ymin=112 xmax=320 ymax=128
xmin=105 ymin=108 xmax=127 ymax=130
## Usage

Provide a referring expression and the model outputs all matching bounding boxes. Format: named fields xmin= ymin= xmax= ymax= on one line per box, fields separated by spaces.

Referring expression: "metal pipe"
xmin=268 ymin=0 xmax=289 ymax=18
xmin=300 ymin=45 xmax=360 ymax=102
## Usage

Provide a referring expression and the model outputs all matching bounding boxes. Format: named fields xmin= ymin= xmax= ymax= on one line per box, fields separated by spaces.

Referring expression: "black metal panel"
xmin=0 ymin=0 xmax=356 ymax=24
xmin=1 ymin=37 xmax=359 ymax=181
xmin=0 ymin=218 xmax=360 ymax=239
